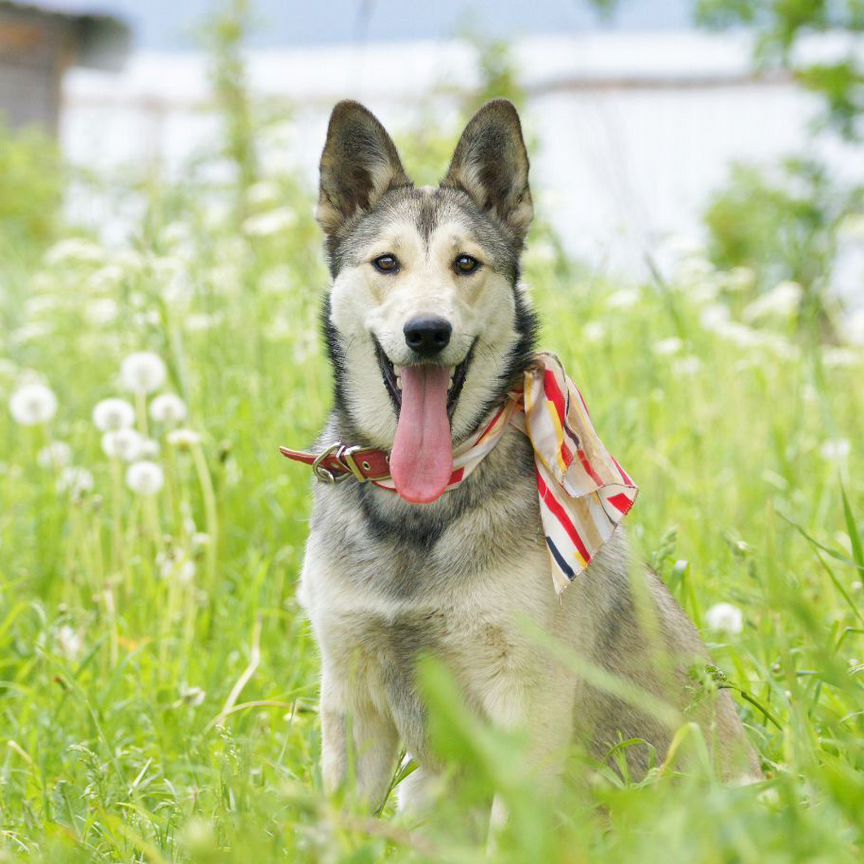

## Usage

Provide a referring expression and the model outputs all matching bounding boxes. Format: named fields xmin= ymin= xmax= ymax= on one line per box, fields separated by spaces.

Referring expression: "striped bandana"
xmin=368 ymin=351 xmax=638 ymax=594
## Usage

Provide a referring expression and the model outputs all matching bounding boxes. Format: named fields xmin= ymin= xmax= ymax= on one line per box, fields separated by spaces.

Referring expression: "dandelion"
xmin=121 ymin=352 xmax=167 ymax=394
xmin=246 ymin=181 xmax=280 ymax=207
xmin=56 ymin=625 xmax=83 ymax=662
xmin=672 ymin=356 xmax=702 ymax=376
xmin=126 ymin=461 xmax=165 ymax=496
xmin=92 ymin=398 xmax=135 ymax=431
xmin=654 ymin=337 xmax=683 ymax=356
xmin=150 ymin=393 xmax=188 ymax=425
xmin=167 ymin=428 xmax=202 ymax=449
xmin=191 ymin=532 xmax=211 ymax=550
xmin=823 ymin=347 xmax=861 ymax=368
xmin=38 ymin=441 xmax=72 ymax=469
xmin=86 ymin=264 xmax=123 ymax=293
xmin=820 ymin=438 xmax=851 ymax=462
xmin=607 ymin=289 xmax=640 ymax=310
xmin=242 ymin=207 xmax=296 ymax=237
xmin=102 ymin=429 xmax=143 ymax=462
xmin=742 ymin=281 xmax=802 ymax=323
xmin=705 ymin=602 xmax=744 ymax=636
xmin=582 ymin=322 xmax=606 ymax=343
xmin=58 ymin=466 xmax=94 ymax=496
xmin=44 ymin=237 xmax=104 ymax=266
xmin=9 ymin=382 xmax=57 ymax=426
xmin=85 ymin=298 xmax=119 ymax=326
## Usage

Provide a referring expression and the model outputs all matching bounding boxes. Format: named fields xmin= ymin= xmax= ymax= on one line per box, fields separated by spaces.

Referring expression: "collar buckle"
xmin=311 ymin=443 xmax=369 ymax=484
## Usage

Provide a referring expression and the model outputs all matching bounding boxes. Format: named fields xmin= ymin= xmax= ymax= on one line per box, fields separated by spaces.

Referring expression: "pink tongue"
xmin=390 ymin=365 xmax=453 ymax=504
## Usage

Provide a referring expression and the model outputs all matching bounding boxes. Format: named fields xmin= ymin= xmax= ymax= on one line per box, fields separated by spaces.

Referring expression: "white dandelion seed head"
xmin=823 ymin=347 xmax=861 ymax=369
xmin=742 ymin=281 xmax=803 ymax=323
xmin=672 ymin=355 xmax=702 ymax=377
xmin=705 ymin=602 xmax=744 ymax=636
xmin=820 ymin=438 xmax=851 ymax=462
xmin=92 ymin=398 xmax=135 ymax=431
xmin=607 ymin=289 xmax=640 ymax=310
xmin=38 ymin=441 xmax=72 ymax=469
xmin=56 ymin=625 xmax=83 ymax=662
xmin=126 ymin=460 xmax=165 ymax=496
xmin=44 ymin=237 xmax=104 ymax=267
xmin=9 ymin=383 xmax=57 ymax=426
xmin=150 ymin=393 xmax=188 ymax=425
xmin=102 ymin=429 xmax=144 ymax=462
xmin=167 ymin=428 xmax=202 ymax=449
xmin=85 ymin=298 xmax=120 ymax=326
xmin=654 ymin=337 xmax=683 ymax=357
xmin=582 ymin=322 xmax=606 ymax=344
xmin=191 ymin=532 xmax=211 ymax=550
xmin=58 ymin=466 xmax=94 ymax=497
xmin=121 ymin=352 xmax=167 ymax=394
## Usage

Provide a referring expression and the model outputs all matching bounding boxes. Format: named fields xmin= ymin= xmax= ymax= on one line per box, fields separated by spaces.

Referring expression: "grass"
xmin=1 ymin=146 xmax=863 ymax=863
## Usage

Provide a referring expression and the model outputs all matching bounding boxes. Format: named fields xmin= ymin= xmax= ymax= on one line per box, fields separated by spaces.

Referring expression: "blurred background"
xmin=3 ymin=0 xmax=864 ymax=316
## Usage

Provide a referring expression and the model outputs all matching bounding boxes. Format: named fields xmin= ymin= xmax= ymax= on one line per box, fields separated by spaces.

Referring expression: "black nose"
xmin=403 ymin=317 xmax=452 ymax=357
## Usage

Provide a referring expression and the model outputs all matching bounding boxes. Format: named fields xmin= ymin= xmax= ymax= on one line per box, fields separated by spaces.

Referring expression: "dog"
xmin=292 ymin=98 xmax=761 ymax=817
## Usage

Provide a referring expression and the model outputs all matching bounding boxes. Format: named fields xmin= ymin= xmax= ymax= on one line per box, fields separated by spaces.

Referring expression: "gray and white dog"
xmin=297 ymin=99 xmax=760 ymax=816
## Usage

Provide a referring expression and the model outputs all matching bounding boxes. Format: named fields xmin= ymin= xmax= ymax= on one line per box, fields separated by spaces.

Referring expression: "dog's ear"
xmin=317 ymin=101 xmax=411 ymax=235
xmin=441 ymin=99 xmax=533 ymax=241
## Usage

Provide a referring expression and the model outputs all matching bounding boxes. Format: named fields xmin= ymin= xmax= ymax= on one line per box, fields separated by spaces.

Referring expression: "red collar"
xmin=279 ymin=442 xmax=390 ymax=484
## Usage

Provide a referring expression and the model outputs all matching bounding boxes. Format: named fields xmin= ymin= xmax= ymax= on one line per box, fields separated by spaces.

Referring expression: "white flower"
xmin=38 ymin=441 xmax=72 ymax=469
xmin=823 ymin=347 xmax=861 ymax=368
xmin=126 ymin=460 xmax=165 ymax=496
xmin=654 ymin=337 xmax=683 ymax=356
xmin=86 ymin=264 xmax=123 ymax=293
xmin=191 ymin=532 xmax=211 ymax=550
xmin=44 ymin=238 xmax=104 ymax=266
xmin=92 ymin=398 xmax=135 ymax=431
xmin=672 ymin=355 xmax=702 ymax=376
xmin=85 ymin=298 xmax=119 ymax=326
xmin=56 ymin=625 xmax=83 ymax=662
xmin=743 ymin=281 xmax=803 ymax=323
xmin=167 ymin=428 xmax=201 ymax=449
xmin=184 ymin=313 xmax=222 ymax=332
xmin=607 ymin=289 xmax=640 ymax=310
xmin=820 ymin=438 xmax=851 ymax=462
xmin=10 ymin=383 xmax=57 ymax=426
xmin=102 ymin=429 xmax=144 ymax=462
xmin=246 ymin=181 xmax=280 ymax=207
xmin=58 ymin=466 xmax=94 ymax=496
xmin=722 ymin=267 xmax=756 ymax=293
xmin=705 ymin=603 xmax=744 ymax=636
xmin=150 ymin=393 xmax=187 ymax=425
xmin=242 ymin=207 xmax=296 ymax=237
xmin=121 ymin=352 xmax=167 ymax=394
xmin=260 ymin=265 xmax=293 ymax=296
xmin=582 ymin=322 xmax=606 ymax=343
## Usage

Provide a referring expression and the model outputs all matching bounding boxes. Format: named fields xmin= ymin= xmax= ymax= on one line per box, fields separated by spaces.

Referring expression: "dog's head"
xmin=318 ymin=99 xmax=537 ymax=504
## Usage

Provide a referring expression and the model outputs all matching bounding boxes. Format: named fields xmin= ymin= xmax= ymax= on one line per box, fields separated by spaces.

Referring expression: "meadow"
xmin=2 ymin=109 xmax=864 ymax=862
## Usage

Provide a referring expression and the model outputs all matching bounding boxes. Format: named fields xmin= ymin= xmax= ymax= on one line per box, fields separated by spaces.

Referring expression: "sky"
xmin=60 ymin=0 xmax=698 ymax=51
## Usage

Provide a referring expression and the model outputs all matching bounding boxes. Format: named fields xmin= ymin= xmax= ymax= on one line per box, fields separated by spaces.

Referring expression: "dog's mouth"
xmin=374 ymin=339 xmax=475 ymax=421
xmin=373 ymin=338 xmax=475 ymax=505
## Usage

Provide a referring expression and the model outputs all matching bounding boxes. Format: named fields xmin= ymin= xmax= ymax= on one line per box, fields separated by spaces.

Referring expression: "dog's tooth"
xmin=396 ymin=375 xmax=403 ymax=390
xmin=448 ymin=376 xmax=454 ymax=391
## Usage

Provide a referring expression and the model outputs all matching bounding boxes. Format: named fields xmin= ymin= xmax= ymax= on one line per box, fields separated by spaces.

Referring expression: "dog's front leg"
xmin=485 ymin=672 xmax=577 ymax=833
xmin=320 ymin=668 xmax=400 ymax=810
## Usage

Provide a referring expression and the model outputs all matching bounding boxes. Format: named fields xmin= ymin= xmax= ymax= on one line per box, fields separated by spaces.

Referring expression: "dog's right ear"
xmin=316 ymin=101 xmax=411 ymax=235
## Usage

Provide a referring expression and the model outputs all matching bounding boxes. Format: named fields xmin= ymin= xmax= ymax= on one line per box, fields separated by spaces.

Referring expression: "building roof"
xmin=0 ymin=0 xmax=131 ymax=69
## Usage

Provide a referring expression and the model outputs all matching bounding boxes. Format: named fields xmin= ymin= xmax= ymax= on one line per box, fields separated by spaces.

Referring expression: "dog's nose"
xmin=403 ymin=317 xmax=452 ymax=357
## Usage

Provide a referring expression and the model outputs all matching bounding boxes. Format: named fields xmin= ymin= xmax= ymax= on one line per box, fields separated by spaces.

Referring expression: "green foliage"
xmin=0 ymin=122 xmax=64 ymax=255
xmin=697 ymin=0 xmax=864 ymax=141
xmin=704 ymin=158 xmax=862 ymax=334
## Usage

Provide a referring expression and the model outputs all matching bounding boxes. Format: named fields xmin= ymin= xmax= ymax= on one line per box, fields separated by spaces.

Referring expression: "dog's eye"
xmin=372 ymin=254 xmax=399 ymax=273
xmin=454 ymin=254 xmax=480 ymax=275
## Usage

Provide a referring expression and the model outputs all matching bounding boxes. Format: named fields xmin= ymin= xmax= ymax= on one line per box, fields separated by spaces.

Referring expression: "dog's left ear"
xmin=442 ymin=99 xmax=533 ymax=241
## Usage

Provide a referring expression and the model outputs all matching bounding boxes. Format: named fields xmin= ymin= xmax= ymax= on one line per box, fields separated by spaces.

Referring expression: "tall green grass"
xmin=1 ymin=147 xmax=863 ymax=862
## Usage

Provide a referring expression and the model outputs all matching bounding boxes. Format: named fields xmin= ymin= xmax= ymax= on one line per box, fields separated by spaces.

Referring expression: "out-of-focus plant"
xmin=205 ymin=0 xmax=258 ymax=218
xmin=705 ymin=158 xmax=863 ymax=338
xmin=0 ymin=121 xmax=64 ymax=254
xmin=697 ymin=0 xmax=864 ymax=141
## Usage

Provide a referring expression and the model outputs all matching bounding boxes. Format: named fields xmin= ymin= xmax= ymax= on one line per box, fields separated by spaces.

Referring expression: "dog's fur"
xmin=298 ymin=99 xmax=760 ymax=814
